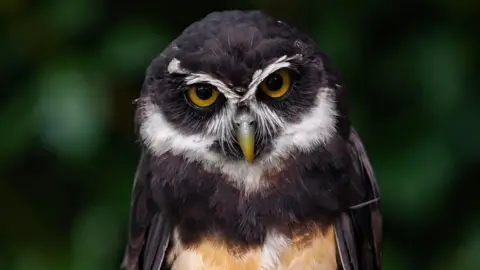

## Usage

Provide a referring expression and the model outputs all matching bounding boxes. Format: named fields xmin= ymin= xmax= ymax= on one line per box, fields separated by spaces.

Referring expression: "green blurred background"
xmin=1 ymin=0 xmax=479 ymax=269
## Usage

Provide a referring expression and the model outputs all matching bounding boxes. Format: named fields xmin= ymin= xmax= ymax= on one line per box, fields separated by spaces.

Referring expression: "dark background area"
xmin=1 ymin=0 xmax=479 ymax=269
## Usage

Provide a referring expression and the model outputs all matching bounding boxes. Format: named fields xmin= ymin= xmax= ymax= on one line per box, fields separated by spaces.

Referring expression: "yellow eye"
xmin=186 ymin=84 xmax=219 ymax=108
xmin=260 ymin=69 xmax=291 ymax=98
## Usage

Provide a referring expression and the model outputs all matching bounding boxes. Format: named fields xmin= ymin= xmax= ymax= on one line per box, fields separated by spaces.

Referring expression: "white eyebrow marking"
xmin=240 ymin=54 xmax=302 ymax=102
xmin=167 ymin=58 xmax=240 ymax=102
xmin=185 ymin=73 xmax=239 ymax=101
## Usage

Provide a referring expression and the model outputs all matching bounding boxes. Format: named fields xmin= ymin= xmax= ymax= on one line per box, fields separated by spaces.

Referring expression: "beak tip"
xmin=243 ymin=152 xmax=254 ymax=163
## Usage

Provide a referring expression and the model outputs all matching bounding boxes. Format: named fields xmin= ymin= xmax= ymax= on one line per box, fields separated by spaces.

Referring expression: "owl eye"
xmin=260 ymin=69 xmax=291 ymax=98
xmin=186 ymin=84 xmax=219 ymax=108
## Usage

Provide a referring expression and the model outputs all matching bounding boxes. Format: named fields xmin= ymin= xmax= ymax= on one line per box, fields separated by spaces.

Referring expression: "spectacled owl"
xmin=122 ymin=10 xmax=382 ymax=270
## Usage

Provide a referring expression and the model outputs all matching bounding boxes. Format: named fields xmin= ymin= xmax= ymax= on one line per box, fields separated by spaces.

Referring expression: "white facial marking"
xmin=185 ymin=73 xmax=240 ymax=101
xmin=241 ymin=54 xmax=302 ymax=102
xmin=204 ymin=104 xmax=237 ymax=156
xmin=139 ymin=101 xmax=216 ymax=158
xmin=167 ymin=58 xmax=241 ymax=102
xmin=250 ymin=102 xmax=286 ymax=140
xmin=260 ymin=230 xmax=290 ymax=269
xmin=266 ymin=88 xmax=337 ymax=164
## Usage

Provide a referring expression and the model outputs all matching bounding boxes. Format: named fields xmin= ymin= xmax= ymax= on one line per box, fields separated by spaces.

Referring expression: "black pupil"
xmin=265 ymin=73 xmax=283 ymax=91
xmin=196 ymin=86 xmax=213 ymax=100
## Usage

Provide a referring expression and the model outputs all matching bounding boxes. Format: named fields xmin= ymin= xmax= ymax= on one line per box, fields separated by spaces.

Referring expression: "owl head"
xmin=136 ymin=10 xmax=349 ymax=176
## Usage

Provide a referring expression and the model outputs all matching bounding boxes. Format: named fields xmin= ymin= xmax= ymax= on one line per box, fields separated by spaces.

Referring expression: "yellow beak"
xmin=236 ymin=122 xmax=255 ymax=163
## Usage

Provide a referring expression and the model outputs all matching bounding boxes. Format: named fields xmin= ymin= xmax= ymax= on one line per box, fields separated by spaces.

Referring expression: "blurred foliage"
xmin=1 ymin=0 xmax=479 ymax=269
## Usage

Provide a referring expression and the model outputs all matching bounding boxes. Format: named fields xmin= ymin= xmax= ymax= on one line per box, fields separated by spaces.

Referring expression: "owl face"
xmin=137 ymin=11 xmax=341 ymax=175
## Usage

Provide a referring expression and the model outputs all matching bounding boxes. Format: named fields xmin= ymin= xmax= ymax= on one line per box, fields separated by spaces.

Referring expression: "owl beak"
xmin=235 ymin=116 xmax=255 ymax=163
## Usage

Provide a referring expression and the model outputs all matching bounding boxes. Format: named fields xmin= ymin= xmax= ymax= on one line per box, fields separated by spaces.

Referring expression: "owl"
xmin=122 ymin=10 xmax=382 ymax=270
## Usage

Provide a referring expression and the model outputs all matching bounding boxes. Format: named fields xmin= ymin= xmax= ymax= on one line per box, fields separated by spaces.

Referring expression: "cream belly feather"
xmin=167 ymin=225 xmax=337 ymax=270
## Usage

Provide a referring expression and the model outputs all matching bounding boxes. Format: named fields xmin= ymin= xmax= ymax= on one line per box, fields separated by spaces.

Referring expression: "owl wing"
xmin=122 ymin=151 xmax=172 ymax=270
xmin=335 ymin=128 xmax=382 ymax=270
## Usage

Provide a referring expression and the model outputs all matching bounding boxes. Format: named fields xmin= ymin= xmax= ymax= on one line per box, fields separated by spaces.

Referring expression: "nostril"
xmin=234 ymin=110 xmax=255 ymax=128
